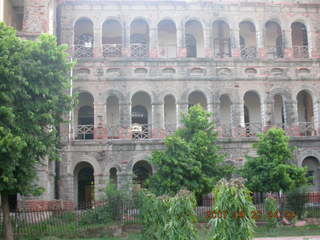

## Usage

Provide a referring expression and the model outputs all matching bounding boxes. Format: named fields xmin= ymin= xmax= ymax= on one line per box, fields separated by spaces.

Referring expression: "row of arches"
xmin=74 ymin=155 xmax=320 ymax=208
xmin=75 ymin=89 xmax=317 ymax=139
xmin=74 ymin=18 xmax=310 ymax=58
xmin=75 ymin=160 xmax=152 ymax=208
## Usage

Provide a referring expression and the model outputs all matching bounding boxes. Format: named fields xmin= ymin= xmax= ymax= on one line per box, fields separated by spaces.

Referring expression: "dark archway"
xmin=75 ymin=162 xmax=94 ymax=209
xmin=133 ymin=160 xmax=153 ymax=188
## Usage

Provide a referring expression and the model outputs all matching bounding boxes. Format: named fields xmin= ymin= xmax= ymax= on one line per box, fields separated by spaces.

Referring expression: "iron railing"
xmin=293 ymin=45 xmax=309 ymax=58
xmin=265 ymin=46 xmax=284 ymax=59
xmin=102 ymin=44 xmax=122 ymax=57
xmin=75 ymin=125 xmax=94 ymax=140
xmin=240 ymin=46 xmax=257 ymax=59
xmin=131 ymin=43 xmax=149 ymax=57
xmin=73 ymin=44 xmax=93 ymax=58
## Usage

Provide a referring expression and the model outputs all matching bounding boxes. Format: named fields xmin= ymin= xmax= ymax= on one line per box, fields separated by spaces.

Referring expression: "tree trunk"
xmin=1 ymin=192 xmax=14 ymax=240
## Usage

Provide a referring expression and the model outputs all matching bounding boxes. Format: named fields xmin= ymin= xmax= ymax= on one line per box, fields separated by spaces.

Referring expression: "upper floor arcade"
xmin=59 ymin=1 xmax=320 ymax=61
xmin=64 ymin=87 xmax=320 ymax=142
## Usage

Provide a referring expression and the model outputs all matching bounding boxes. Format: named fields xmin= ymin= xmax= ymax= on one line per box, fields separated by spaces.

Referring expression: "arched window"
xmin=130 ymin=19 xmax=149 ymax=57
xmin=213 ymin=20 xmax=231 ymax=58
xmin=74 ymin=18 xmax=94 ymax=58
xmin=185 ymin=20 xmax=204 ymax=57
xmin=102 ymin=20 xmax=122 ymax=57
xmin=297 ymin=90 xmax=315 ymax=136
xmin=133 ymin=161 xmax=153 ymax=188
xmin=265 ymin=21 xmax=283 ymax=58
xmin=158 ymin=20 xmax=177 ymax=58
xmin=74 ymin=162 xmax=94 ymax=209
xmin=291 ymin=22 xmax=309 ymax=58
xmin=243 ymin=91 xmax=262 ymax=136
xmin=239 ymin=21 xmax=257 ymax=59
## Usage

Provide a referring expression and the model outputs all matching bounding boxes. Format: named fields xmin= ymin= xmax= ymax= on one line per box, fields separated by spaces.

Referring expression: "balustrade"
xmin=102 ymin=44 xmax=122 ymax=57
xmin=293 ymin=45 xmax=309 ymax=58
xmin=240 ymin=47 xmax=257 ymax=59
xmin=73 ymin=121 xmax=319 ymax=141
xmin=74 ymin=44 xmax=93 ymax=58
xmin=131 ymin=43 xmax=149 ymax=57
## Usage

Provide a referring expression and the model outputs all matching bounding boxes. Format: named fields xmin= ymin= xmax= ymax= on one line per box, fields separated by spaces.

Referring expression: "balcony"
xmin=73 ymin=122 xmax=318 ymax=141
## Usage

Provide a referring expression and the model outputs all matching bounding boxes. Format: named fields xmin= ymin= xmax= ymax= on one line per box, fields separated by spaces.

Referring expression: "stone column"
xmin=284 ymin=100 xmax=298 ymax=125
xmin=231 ymin=102 xmax=243 ymax=136
xmin=119 ymin=102 xmax=131 ymax=128
xmin=208 ymin=101 xmax=218 ymax=124
xmin=94 ymin=174 xmax=106 ymax=201
xmin=125 ymin=21 xmax=131 ymax=57
xmin=177 ymin=102 xmax=188 ymax=127
xmin=117 ymin=172 xmax=133 ymax=192
xmin=149 ymin=26 xmax=158 ymax=58
xmin=231 ymin=28 xmax=240 ymax=58
xmin=256 ymin=29 xmax=265 ymax=58
xmin=264 ymin=100 xmax=274 ymax=127
xmin=283 ymin=27 xmax=293 ymax=58
xmin=152 ymin=102 xmax=165 ymax=135
xmin=94 ymin=102 xmax=106 ymax=128
xmin=93 ymin=22 xmax=102 ymax=58
xmin=177 ymin=24 xmax=186 ymax=57
xmin=204 ymin=26 xmax=212 ymax=58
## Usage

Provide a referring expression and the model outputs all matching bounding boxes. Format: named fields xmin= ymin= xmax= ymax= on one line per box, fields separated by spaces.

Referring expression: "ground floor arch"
xmin=132 ymin=160 xmax=153 ymax=189
xmin=302 ymin=157 xmax=320 ymax=192
xmin=74 ymin=162 xmax=95 ymax=209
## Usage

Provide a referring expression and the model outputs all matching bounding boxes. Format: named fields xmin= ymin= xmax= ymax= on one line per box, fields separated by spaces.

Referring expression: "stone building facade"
xmin=3 ymin=0 xmax=320 ymax=209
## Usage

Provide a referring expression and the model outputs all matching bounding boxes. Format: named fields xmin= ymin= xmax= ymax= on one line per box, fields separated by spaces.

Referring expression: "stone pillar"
xmin=119 ymin=102 xmax=131 ymax=128
xmin=231 ymin=102 xmax=243 ymax=136
xmin=94 ymin=174 xmax=106 ymax=201
xmin=177 ymin=102 xmax=188 ymax=127
xmin=256 ymin=29 xmax=265 ymax=58
xmin=208 ymin=101 xmax=219 ymax=124
xmin=231 ymin=28 xmax=240 ymax=58
xmin=264 ymin=100 xmax=274 ymax=127
xmin=94 ymin=102 xmax=106 ymax=129
xmin=152 ymin=102 xmax=164 ymax=131
xmin=177 ymin=25 xmax=186 ymax=57
xmin=125 ymin=22 xmax=131 ymax=57
xmin=60 ymin=174 xmax=74 ymax=202
xmin=149 ymin=27 xmax=158 ymax=58
xmin=283 ymin=28 xmax=293 ymax=58
xmin=93 ymin=20 xmax=102 ymax=57
xmin=204 ymin=26 xmax=212 ymax=58
xmin=284 ymin=100 xmax=298 ymax=125
xmin=117 ymin=172 xmax=133 ymax=192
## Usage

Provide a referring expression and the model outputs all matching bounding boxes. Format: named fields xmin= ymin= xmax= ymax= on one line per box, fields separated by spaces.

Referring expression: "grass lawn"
xmin=47 ymin=225 xmax=320 ymax=240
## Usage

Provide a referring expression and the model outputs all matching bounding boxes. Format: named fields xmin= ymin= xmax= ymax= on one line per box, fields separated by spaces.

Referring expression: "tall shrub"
xmin=141 ymin=189 xmax=198 ymax=240
xmin=209 ymin=178 xmax=256 ymax=240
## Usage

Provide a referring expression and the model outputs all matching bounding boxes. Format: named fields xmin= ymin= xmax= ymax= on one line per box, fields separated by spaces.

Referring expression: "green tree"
xmin=147 ymin=105 xmax=233 ymax=198
xmin=0 ymin=23 xmax=73 ymax=240
xmin=240 ymin=128 xmax=308 ymax=193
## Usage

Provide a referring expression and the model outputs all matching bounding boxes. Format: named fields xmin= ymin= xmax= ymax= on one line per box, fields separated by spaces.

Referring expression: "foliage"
xmin=264 ymin=195 xmax=279 ymax=228
xmin=286 ymin=188 xmax=308 ymax=219
xmin=208 ymin=178 xmax=256 ymax=240
xmin=147 ymin=105 xmax=233 ymax=197
xmin=141 ymin=189 xmax=198 ymax=240
xmin=0 ymin=22 xmax=74 ymax=196
xmin=80 ymin=183 xmax=130 ymax=225
xmin=240 ymin=128 xmax=309 ymax=193
xmin=0 ymin=22 xmax=74 ymax=239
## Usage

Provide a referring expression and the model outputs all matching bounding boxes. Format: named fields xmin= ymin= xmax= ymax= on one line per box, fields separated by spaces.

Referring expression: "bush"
xmin=286 ymin=188 xmax=308 ymax=219
xmin=264 ymin=195 xmax=279 ymax=228
xmin=80 ymin=183 xmax=129 ymax=225
xmin=208 ymin=178 xmax=256 ymax=240
xmin=141 ymin=189 xmax=198 ymax=240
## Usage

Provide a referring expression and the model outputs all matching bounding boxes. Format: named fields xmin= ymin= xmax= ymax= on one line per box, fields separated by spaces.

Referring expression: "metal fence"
xmin=1 ymin=192 xmax=319 ymax=237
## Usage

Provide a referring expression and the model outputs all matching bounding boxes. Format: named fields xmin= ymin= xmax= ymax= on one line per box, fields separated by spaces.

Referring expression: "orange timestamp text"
xmin=206 ymin=209 xmax=296 ymax=220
